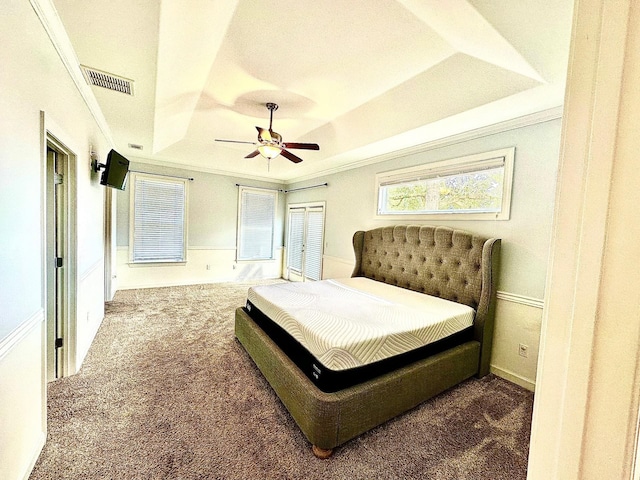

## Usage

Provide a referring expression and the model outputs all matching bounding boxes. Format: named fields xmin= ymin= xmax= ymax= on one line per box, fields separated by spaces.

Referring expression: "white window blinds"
xmin=131 ymin=174 xmax=187 ymax=263
xmin=304 ymin=208 xmax=324 ymax=281
xmin=238 ymin=188 xmax=276 ymax=260
xmin=375 ymin=147 xmax=515 ymax=220
xmin=287 ymin=209 xmax=305 ymax=272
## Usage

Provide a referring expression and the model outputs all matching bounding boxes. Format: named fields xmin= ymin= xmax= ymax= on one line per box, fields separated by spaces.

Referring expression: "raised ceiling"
xmin=52 ymin=0 xmax=573 ymax=182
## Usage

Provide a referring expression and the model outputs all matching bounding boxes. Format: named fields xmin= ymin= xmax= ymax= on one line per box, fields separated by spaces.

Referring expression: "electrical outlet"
xmin=206 ymin=264 xmax=211 ymax=270
xmin=518 ymin=343 xmax=529 ymax=358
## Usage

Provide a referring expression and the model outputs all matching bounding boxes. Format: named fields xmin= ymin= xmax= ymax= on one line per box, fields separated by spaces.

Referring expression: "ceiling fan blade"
xmin=280 ymin=149 xmax=303 ymax=163
xmin=282 ymin=142 xmax=320 ymax=150
xmin=215 ymin=139 xmax=256 ymax=145
xmin=256 ymin=126 xmax=271 ymax=142
xmin=244 ymin=150 xmax=261 ymax=159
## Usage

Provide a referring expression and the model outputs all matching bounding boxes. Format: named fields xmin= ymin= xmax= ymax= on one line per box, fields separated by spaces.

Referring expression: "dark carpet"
xmin=30 ymin=282 xmax=534 ymax=479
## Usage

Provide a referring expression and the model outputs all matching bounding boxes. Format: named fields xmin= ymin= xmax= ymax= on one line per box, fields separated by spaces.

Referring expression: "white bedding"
xmin=247 ymin=278 xmax=475 ymax=371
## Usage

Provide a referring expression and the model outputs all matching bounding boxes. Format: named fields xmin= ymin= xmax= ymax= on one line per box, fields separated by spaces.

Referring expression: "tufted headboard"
xmin=351 ymin=225 xmax=501 ymax=376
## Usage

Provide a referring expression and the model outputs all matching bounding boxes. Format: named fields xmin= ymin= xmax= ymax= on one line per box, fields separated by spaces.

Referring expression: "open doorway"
xmin=44 ymin=134 xmax=77 ymax=381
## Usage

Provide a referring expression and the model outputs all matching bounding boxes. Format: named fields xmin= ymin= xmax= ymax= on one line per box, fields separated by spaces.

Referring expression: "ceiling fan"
xmin=215 ymin=102 xmax=319 ymax=164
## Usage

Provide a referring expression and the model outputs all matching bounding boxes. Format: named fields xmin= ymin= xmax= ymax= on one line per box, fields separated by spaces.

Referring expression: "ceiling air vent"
xmin=128 ymin=143 xmax=143 ymax=150
xmin=81 ymin=66 xmax=134 ymax=96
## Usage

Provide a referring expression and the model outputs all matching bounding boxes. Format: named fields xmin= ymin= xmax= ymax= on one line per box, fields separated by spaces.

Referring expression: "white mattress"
xmin=247 ymin=278 xmax=475 ymax=371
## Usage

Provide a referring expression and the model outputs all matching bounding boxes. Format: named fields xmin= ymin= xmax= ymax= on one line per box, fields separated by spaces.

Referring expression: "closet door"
xmin=286 ymin=203 xmax=325 ymax=281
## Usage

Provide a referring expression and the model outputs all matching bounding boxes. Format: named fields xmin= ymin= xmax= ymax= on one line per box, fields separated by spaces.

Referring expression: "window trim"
xmin=374 ymin=147 xmax=515 ymax=221
xmin=128 ymin=172 xmax=189 ymax=265
xmin=236 ymin=186 xmax=278 ymax=262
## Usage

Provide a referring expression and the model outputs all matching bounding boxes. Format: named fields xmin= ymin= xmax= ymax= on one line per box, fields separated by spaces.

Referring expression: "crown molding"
xmin=287 ymin=106 xmax=563 ymax=184
xmin=129 ymin=155 xmax=287 ymax=186
xmin=29 ymin=0 xmax=114 ymax=146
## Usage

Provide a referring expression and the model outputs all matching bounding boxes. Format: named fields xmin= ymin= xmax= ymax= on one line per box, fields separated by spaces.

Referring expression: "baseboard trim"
xmin=0 ymin=310 xmax=44 ymax=361
xmin=490 ymin=365 xmax=536 ymax=391
xmin=21 ymin=432 xmax=46 ymax=480
xmin=116 ymin=276 xmax=283 ymax=291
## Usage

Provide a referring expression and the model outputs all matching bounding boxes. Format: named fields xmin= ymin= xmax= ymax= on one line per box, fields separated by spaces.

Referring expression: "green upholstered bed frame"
xmin=235 ymin=225 xmax=501 ymax=457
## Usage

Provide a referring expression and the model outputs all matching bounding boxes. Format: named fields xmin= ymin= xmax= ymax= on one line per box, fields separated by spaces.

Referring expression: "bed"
xmin=235 ymin=225 xmax=500 ymax=458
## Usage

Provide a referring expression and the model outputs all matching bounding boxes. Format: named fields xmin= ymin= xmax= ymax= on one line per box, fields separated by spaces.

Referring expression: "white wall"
xmin=116 ymin=248 xmax=283 ymax=289
xmin=0 ymin=1 xmax=111 ymax=478
xmin=287 ymin=118 xmax=562 ymax=389
xmin=529 ymin=0 xmax=640 ymax=476
xmin=0 ymin=317 xmax=45 ymax=480
xmin=115 ymin=161 xmax=286 ymax=288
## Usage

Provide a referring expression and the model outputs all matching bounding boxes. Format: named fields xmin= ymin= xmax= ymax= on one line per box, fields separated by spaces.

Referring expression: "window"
xmin=129 ymin=173 xmax=188 ymax=263
xmin=237 ymin=187 xmax=277 ymax=261
xmin=376 ymin=147 xmax=514 ymax=220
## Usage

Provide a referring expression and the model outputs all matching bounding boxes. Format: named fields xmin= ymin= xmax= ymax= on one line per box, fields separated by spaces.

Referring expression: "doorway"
xmin=103 ymin=185 xmax=117 ymax=301
xmin=286 ymin=203 xmax=325 ymax=282
xmin=45 ymin=136 xmax=76 ymax=381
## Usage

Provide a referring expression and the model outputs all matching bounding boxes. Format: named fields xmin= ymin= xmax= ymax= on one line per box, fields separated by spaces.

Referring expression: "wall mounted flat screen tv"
xmin=101 ymin=149 xmax=130 ymax=190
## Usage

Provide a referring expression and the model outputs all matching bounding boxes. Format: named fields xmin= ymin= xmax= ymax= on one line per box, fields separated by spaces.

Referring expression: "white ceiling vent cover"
xmin=81 ymin=66 xmax=134 ymax=96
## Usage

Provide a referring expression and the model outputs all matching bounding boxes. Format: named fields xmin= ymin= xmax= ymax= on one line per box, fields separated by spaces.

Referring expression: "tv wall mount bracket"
xmin=91 ymin=151 xmax=105 ymax=173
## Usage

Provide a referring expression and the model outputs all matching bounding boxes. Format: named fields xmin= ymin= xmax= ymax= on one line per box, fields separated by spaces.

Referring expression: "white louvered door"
xmin=286 ymin=203 xmax=325 ymax=282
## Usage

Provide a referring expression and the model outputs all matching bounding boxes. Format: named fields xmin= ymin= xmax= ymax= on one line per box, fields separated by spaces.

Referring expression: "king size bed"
xmin=235 ymin=225 xmax=500 ymax=458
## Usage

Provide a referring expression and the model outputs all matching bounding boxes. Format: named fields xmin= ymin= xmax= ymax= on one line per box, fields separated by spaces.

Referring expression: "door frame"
xmin=42 ymin=114 xmax=77 ymax=380
xmin=285 ymin=201 xmax=326 ymax=281
xmin=103 ymin=185 xmax=117 ymax=301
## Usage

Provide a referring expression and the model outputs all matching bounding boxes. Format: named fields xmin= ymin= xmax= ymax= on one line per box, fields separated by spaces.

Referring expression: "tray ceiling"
xmin=52 ymin=0 xmax=573 ymax=182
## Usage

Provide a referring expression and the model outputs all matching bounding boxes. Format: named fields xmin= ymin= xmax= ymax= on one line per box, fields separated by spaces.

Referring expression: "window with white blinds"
xmin=287 ymin=209 xmax=305 ymax=272
xmin=304 ymin=208 xmax=324 ymax=281
xmin=130 ymin=173 xmax=188 ymax=263
xmin=237 ymin=187 xmax=277 ymax=261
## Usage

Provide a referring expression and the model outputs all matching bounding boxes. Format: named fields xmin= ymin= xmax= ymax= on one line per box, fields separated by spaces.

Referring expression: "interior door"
xmin=46 ymin=146 xmax=65 ymax=380
xmin=286 ymin=203 xmax=325 ymax=282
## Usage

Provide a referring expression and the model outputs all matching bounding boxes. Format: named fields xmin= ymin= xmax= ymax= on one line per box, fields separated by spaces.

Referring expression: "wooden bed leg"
xmin=312 ymin=445 xmax=334 ymax=459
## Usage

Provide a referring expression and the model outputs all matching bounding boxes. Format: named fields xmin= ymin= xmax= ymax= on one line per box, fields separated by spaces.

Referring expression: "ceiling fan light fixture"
xmin=215 ymin=102 xmax=319 ymax=165
xmin=258 ymin=144 xmax=282 ymax=159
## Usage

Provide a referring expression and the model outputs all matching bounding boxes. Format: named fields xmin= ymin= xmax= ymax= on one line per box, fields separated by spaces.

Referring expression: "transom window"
xmin=376 ymin=147 xmax=514 ymax=220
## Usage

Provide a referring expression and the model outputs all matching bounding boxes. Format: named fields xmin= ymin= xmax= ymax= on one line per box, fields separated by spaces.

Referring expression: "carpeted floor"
xmin=30 ymin=282 xmax=534 ymax=480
